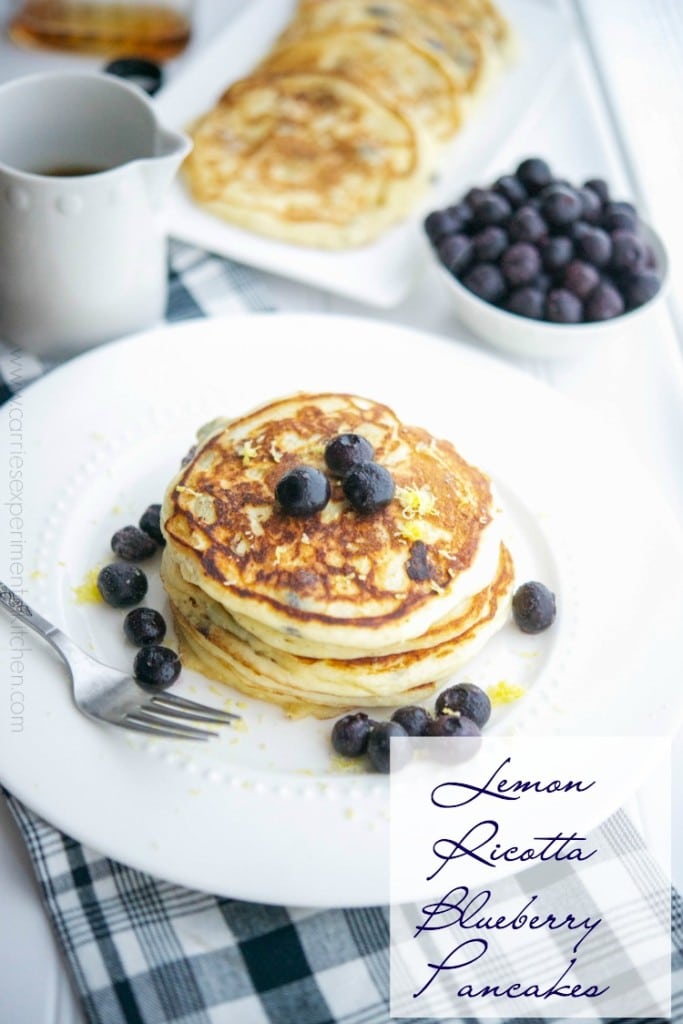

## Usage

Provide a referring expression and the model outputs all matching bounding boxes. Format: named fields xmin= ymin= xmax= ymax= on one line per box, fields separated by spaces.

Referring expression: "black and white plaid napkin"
xmin=1 ymin=241 xmax=682 ymax=1024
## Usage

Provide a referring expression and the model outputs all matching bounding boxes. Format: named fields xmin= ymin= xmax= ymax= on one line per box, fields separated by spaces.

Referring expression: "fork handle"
xmin=0 ymin=580 xmax=83 ymax=666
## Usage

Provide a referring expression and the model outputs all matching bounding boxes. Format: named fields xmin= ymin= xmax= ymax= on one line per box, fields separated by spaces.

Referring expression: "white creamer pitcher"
xmin=0 ymin=71 xmax=191 ymax=357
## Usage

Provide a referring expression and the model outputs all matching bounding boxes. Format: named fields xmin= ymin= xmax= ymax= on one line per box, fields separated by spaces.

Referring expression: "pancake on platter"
xmin=184 ymin=71 xmax=428 ymax=249
xmin=183 ymin=0 xmax=514 ymax=248
xmin=274 ymin=0 xmax=488 ymax=97
xmin=261 ymin=28 xmax=462 ymax=141
xmin=161 ymin=393 xmax=515 ymax=716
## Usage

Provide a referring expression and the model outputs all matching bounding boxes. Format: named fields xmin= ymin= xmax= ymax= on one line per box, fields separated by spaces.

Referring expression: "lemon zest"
xmin=488 ymin=681 xmax=526 ymax=707
xmin=236 ymin=440 xmax=259 ymax=465
xmin=396 ymin=484 xmax=437 ymax=520
xmin=395 ymin=519 xmax=426 ymax=543
xmin=72 ymin=567 xmax=103 ymax=605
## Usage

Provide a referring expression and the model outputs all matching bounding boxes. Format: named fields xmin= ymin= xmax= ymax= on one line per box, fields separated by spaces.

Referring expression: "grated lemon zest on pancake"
xmin=395 ymin=519 xmax=426 ymax=543
xmin=430 ymin=579 xmax=445 ymax=595
xmin=236 ymin=440 xmax=259 ymax=465
xmin=488 ymin=681 xmax=526 ymax=707
xmin=269 ymin=443 xmax=283 ymax=463
xmin=396 ymin=484 xmax=437 ymax=520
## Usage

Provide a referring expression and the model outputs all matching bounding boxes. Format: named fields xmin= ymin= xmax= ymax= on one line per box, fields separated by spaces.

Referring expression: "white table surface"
xmin=1 ymin=2 xmax=682 ymax=1021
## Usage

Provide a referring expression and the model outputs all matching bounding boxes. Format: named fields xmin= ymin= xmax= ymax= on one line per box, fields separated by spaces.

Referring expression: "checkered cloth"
xmin=1 ymin=241 xmax=682 ymax=1024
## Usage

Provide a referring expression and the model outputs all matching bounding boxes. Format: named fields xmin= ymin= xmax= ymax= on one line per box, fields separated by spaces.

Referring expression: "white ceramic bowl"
xmin=432 ymin=221 xmax=669 ymax=360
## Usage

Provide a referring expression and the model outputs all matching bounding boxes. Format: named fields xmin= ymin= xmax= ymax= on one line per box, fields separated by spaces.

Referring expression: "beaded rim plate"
xmin=1 ymin=314 xmax=682 ymax=906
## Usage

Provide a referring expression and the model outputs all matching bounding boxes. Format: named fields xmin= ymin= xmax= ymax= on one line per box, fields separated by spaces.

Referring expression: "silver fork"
xmin=0 ymin=580 xmax=239 ymax=741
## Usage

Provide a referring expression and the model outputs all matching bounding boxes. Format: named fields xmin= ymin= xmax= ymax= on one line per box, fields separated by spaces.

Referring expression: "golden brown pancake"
xmin=261 ymin=27 xmax=462 ymax=141
xmin=184 ymin=70 xmax=429 ymax=249
xmin=161 ymin=393 xmax=505 ymax=649
xmin=164 ymin=544 xmax=513 ymax=716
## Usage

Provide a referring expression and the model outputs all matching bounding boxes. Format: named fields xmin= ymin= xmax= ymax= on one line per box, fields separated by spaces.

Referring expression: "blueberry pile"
xmin=331 ymin=682 xmax=490 ymax=774
xmin=96 ymin=503 xmax=180 ymax=690
xmin=425 ymin=157 xmax=662 ymax=324
xmin=275 ymin=433 xmax=395 ymax=517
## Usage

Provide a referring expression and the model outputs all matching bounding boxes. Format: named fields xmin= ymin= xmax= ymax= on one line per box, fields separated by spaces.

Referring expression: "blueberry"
xmin=603 ymin=202 xmax=637 ymax=233
xmin=424 ymin=208 xmax=460 ymax=244
xmin=505 ymin=286 xmax=545 ymax=320
xmin=540 ymin=235 xmax=573 ymax=273
xmin=512 ymin=581 xmax=556 ymax=633
xmin=276 ymin=465 xmax=330 ymax=516
xmin=331 ymin=712 xmax=374 ymax=757
xmin=500 ymin=242 xmax=541 ymax=287
xmin=625 ymin=271 xmax=661 ymax=310
xmin=97 ymin=563 xmax=148 ymax=608
xmin=584 ymin=282 xmax=624 ymax=321
xmin=577 ymin=186 xmax=602 ymax=224
xmin=534 ymin=272 xmax=552 ymax=294
xmin=324 ymin=434 xmax=374 ymax=477
xmin=446 ymin=201 xmax=473 ymax=229
xmin=541 ymin=185 xmax=583 ymax=226
xmin=515 ymin=157 xmax=553 ymax=194
xmin=123 ymin=607 xmax=167 ymax=646
xmin=464 ymin=186 xmax=488 ymax=210
xmin=507 ymin=205 xmax=547 ymax=244
xmin=435 ymin=683 xmax=491 ymax=728
xmin=472 ymin=191 xmax=512 ymax=227
xmin=494 ymin=174 xmax=527 ymax=208
xmin=611 ymin=230 xmax=647 ymax=273
xmin=545 ymin=288 xmax=583 ymax=324
xmin=133 ymin=644 xmax=181 ymax=689
xmin=367 ymin=721 xmax=409 ymax=773
xmin=180 ymin=444 xmax=197 ymax=467
xmin=343 ymin=462 xmax=395 ymax=514
xmin=391 ymin=705 xmax=432 ymax=736
xmin=461 ymin=262 xmax=506 ymax=303
xmin=438 ymin=233 xmax=472 ymax=274
xmin=563 ymin=260 xmax=601 ymax=300
xmin=426 ymin=712 xmax=481 ymax=738
xmin=583 ymin=177 xmax=609 ymax=203
xmin=111 ymin=525 xmax=157 ymax=561
xmin=139 ymin=503 xmax=165 ymax=546
xmin=570 ymin=220 xmax=593 ymax=243
xmin=472 ymin=226 xmax=508 ymax=262
xmin=643 ymin=244 xmax=658 ymax=270
xmin=574 ymin=226 xmax=612 ymax=268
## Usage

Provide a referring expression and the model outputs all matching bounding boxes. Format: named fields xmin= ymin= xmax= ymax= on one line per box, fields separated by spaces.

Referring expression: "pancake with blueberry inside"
xmin=160 ymin=393 xmax=514 ymax=716
xmin=184 ymin=70 xmax=428 ymax=249
xmin=183 ymin=0 xmax=513 ymax=248
xmin=259 ymin=27 xmax=462 ymax=142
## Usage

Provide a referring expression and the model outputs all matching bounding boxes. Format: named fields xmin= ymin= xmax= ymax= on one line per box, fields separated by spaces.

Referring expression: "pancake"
xmin=161 ymin=392 xmax=515 ymax=715
xmin=162 ymin=393 xmax=505 ymax=649
xmin=184 ymin=70 xmax=429 ymax=249
xmin=261 ymin=27 xmax=462 ymax=141
xmin=163 ymin=543 xmax=513 ymax=716
xmin=276 ymin=0 xmax=487 ymax=96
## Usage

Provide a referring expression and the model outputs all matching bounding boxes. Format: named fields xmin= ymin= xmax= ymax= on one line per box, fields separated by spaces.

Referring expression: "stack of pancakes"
xmin=184 ymin=0 xmax=514 ymax=248
xmin=161 ymin=393 xmax=514 ymax=717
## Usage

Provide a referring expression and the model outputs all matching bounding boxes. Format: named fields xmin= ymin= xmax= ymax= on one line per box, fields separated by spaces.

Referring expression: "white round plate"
xmin=1 ymin=314 xmax=682 ymax=907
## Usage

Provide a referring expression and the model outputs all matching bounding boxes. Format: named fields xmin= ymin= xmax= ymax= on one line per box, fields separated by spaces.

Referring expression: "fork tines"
xmin=126 ymin=693 xmax=241 ymax=741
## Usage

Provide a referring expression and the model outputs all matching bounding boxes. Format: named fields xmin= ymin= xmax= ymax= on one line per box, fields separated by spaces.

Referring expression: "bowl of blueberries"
xmin=425 ymin=157 xmax=668 ymax=359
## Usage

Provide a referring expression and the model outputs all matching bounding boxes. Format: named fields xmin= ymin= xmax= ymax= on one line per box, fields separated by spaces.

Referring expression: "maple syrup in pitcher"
xmin=8 ymin=1 xmax=192 ymax=61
